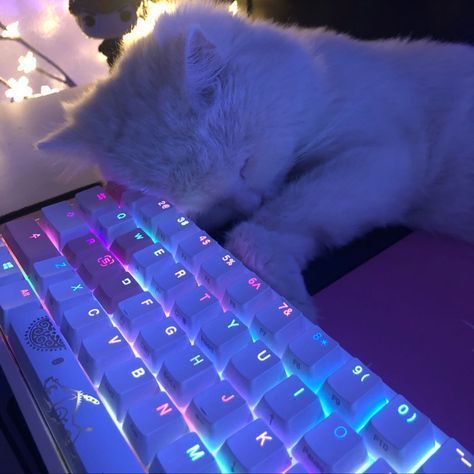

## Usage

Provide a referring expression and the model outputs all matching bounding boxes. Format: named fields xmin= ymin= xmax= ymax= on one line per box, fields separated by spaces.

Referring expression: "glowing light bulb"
xmin=17 ymin=51 xmax=37 ymax=73
xmin=1 ymin=21 xmax=20 ymax=39
xmin=40 ymin=85 xmax=59 ymax=96
xmin=229 ymin=1 xmax=239 ymax=15
xmin=38 ymin=4 xmax=63 ymax=37
xmin=5 ymin=76 xmax=33 ymax=102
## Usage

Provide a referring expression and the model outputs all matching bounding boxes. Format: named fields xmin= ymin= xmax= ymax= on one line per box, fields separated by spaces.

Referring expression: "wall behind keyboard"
xmin=246 ymin=0 xmax=474 ymax=45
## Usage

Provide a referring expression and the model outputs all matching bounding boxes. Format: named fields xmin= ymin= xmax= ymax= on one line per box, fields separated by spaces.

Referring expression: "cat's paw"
xmin=225 ymin=221 xmax=319 ymax=320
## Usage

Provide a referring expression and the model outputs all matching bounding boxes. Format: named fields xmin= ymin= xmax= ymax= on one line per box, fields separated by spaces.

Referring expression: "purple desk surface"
xmin=313 ymin=231 xmax=474 ymax=451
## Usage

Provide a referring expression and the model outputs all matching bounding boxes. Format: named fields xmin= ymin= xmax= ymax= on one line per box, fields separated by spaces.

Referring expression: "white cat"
xmin=38 ymin=0 xmax=474 ymax=318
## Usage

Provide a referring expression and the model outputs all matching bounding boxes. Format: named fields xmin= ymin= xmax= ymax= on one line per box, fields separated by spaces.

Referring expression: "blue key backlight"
xmin=363 ymin=395 xmax=436 ymax=472
xmin=0 ymin=183 xmax=468 ymax=474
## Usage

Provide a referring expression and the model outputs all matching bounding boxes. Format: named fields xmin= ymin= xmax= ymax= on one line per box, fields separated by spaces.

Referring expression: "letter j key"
xmin=185 ymin=380 xmax=253 ymax=449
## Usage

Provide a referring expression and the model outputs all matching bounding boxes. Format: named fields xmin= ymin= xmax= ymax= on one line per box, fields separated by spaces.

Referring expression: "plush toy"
xmin=69 ymin=0 xmax=144 ymax=66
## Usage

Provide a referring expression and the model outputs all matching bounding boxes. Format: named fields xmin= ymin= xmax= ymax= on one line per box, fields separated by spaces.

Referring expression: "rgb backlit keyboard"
xmin=0 ymin=183 xmax=472 ymax=473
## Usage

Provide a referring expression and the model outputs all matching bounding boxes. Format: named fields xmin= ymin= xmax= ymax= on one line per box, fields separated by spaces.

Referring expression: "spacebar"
xmin=7 ymin=310 xmax=144 ymax=473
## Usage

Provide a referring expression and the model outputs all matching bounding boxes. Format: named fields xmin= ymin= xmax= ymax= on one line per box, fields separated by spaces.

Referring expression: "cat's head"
xmin=37 ymin=1 xmax=263 ymax=218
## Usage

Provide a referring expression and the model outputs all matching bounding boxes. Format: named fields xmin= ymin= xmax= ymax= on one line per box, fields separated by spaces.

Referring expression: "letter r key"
xmin=256 ymin=431 xmax=273 ymax=447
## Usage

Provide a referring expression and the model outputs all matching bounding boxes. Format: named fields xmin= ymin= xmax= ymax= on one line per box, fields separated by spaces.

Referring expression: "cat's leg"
xmin=227 ymin=222 xmax=319 ymax=318
xmin=225 ymin=146 xmax=417 ymax=318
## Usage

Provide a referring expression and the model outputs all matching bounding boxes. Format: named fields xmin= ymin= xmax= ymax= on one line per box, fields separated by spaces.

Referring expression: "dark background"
xmin=241 ymin=0 xmax=474 ymax=45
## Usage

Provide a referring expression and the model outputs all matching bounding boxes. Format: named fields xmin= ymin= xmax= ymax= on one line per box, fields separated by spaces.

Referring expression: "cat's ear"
xmin=183 ymin=27 xmax=224 ymax=107
xmin=36 ymin=123 xmax=98 ymax=161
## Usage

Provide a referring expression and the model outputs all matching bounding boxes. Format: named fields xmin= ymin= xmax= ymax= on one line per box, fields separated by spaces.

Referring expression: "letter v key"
xmin=108 ymin=335 xmax=122 ymax=344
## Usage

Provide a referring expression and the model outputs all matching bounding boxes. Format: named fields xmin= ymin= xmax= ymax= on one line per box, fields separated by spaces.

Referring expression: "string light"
xmin=1 ymin=21 xmax=20 ymax=39
xmin=39 ymin=85 xmax=59 ymax=96
xmin=17 ymin=51 xmax=37 ymax=73
xmin=1 ymin=0 xmax=240 ymax=103
xmin=37 ymin=4 xmax=63 ymax=38
xmin=5 ymin=76 xmax=33 ymax=102
xmin=1 ymin=18 xmax=76 ymax=102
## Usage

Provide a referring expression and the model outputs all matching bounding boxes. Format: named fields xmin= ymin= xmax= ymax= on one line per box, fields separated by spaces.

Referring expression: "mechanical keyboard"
xmin=0 ymin=183 xmax=472 ymax=473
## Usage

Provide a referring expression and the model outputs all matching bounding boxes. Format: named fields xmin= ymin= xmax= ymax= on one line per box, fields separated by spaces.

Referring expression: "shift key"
xmin=2 ymin=217 xmax=59 ymax=273
xmin=7 ymin=310 xmax=143 ymax=473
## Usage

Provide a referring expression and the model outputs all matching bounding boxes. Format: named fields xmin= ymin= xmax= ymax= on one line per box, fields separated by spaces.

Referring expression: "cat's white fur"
xmin=38 ymin=0 xmax=474 ymax=318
